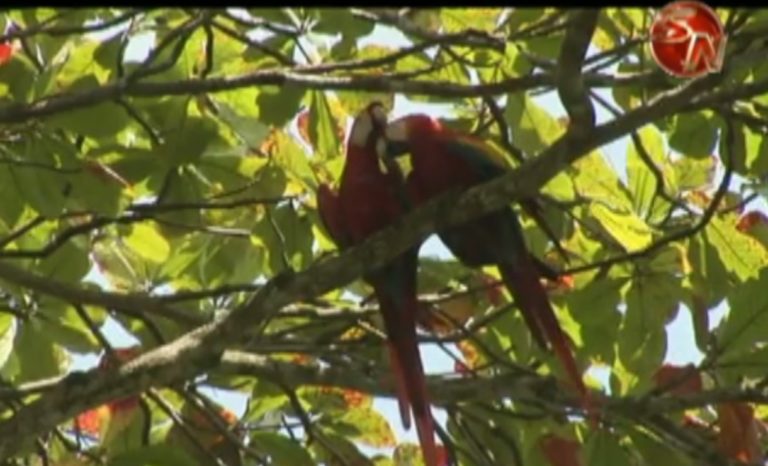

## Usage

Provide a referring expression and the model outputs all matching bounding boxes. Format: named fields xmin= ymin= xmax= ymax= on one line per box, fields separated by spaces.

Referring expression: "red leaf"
xmin=479 ymin=273 xmax=504 ymax=306
xmin=297 ymin=110 xmax=311 ymax=147
xmin=538 ymin=434 xmax=583 ymax=466
xmin=0 ymin=43 xmax=13 ymax=66
xmin=737 ymin=210 xmax=768 ymax=233
xmin=652 ymin=364 xmax=702 ymax=396
xmin=84 ymin=161 xmax=132 ymax=189
xmin=453 ymin=360 xmax=471 ymax=375
xmin=716 ymin=402 xmax=763 ymax=464
xmin=342 ymin=389 xmax=366 ymax=408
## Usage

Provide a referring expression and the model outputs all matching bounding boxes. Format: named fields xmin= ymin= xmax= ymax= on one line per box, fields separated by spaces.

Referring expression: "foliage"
xmin=0 ymin=6 xmax=766 ymax=466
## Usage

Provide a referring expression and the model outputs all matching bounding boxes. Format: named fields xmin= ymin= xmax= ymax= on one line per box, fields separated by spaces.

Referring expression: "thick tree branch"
xmin=0 ymin=261 xmax=205 ymax=326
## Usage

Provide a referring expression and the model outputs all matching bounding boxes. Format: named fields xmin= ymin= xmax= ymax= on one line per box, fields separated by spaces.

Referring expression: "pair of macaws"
xmin=317 ymin=103 xmax=591 ymax=466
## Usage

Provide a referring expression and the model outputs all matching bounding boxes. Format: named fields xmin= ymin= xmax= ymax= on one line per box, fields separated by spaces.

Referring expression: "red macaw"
xmin=383 ymin=114 xmax=592 ymax=418
xmin=316 ymin=103 xmax=438 ymax=466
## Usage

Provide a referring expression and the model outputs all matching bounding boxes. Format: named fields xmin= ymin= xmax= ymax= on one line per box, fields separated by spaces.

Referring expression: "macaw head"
xmin=383 ymin=114 xmax=441 ymax=159
xmin=347 ymin=101 xmax=389 ymax=155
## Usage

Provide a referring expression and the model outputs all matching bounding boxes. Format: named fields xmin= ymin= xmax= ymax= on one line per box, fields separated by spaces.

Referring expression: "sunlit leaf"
xmin=589 ymin=203 xmax=654 ymax=252
xmin=125 ymin=223 xmax=171 ymax=264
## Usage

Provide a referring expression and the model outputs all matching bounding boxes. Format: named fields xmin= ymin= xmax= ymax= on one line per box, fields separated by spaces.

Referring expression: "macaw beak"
xmin=383 ymin=119 xmax=410 ymax=159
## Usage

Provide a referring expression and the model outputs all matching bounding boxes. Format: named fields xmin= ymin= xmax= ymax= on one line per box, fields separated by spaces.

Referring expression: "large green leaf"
xmin=718 ymin=269 xmax=768 ymax=356
xmin=668 ymin=112 xmax=718 ymax=158
xmin=36 ymin=240 xmax=90 ymax=283
xmin=566 ymin=278 xmax=624 ymax=364
xmin=706 ymin=214 xmax=768 ymax=282
xmin=617 ymin=277 xmax=671 ymax=385
xmin=11 ymin=319 xmax=68 ymax=382
xmin=589 ymin=203 xmax=654 ymax=253
xmin=505 ymin=92 xmax=564 ymax=155
xmin=626 ymin=126 xmax=676 ymax=222
xmin=308 ymin=91 xmax=342 ymax=160
xmin=250 ymin=432 xmax=314 ymax=466
xmin=125 ymin=223 xmax=171 ymax=264
xmin=584 ymin=430 xmax=632 ymax=466
xmin=45 ymin=78 xmax=131 ymax=138
xmin=256 ymin=85 xmax=306 ymax=128
xmin=108 ymin=445 xmax=196 ymax=466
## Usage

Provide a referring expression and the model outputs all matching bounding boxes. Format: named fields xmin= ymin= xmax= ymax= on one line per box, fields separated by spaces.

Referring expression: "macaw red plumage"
xmin=316 ymin=103 xmax=438 ymax=466
xmin=384 ymin=114 xmax=593 ymax=420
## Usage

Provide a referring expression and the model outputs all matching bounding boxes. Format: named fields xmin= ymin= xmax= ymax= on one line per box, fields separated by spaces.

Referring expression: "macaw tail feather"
xmin=498 ymin=260 xmax=597 ymax=426
xmin=379 ymin=294 xmax=439 ymax=466
xmin=386 ymin=343 xmax=413 ymax=430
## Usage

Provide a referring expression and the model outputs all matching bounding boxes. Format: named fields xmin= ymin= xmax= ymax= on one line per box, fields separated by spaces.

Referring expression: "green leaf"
xmin=672 ymin=155 xmax=715 ymax=191
xmin=13 ymin=319 xmax=68 ymax=382
xmin=0 ymin=314 xmax=16 ymax=371
xmin=744 ymin=125 xmax=768 ymax=175
xmin=336 ymin=407 xmax=396 ymax=448
xmin=668 ymin=112 xmax=718 ymax=158
xmin=250 ymin=432 xmax=314 ymax=466
xmin=254 ymin=204 xmax=314 ymax=275
xmin=313 ymin=8 xmax=374 ymax=39
xmin=626 ymin=126 xmax=676 ymax=222
xmin=310 ymin=431 xmax=370 ymax=466
xmin=0 ymin=54 xmax=37 ymax=101
xmin=688 ymin=233 xmax=730 ymax=310
xmin=256 ymin=85 xmax=306 ymax=128
xmin=40 ymin=303 xmax=101 ymax=354
xmin=505 ymin=92 xmax=563 ymax=154
xmin=67 ymin=164 xmax=127 ymax=217
xmin=94 ymin=33 xmax=124 ymax=73
xmin=706 ymin=214 xmax=768 ymax=282
xmin=628 ymin=427 xmax=692 ymax=466
xmin=161 ymin=116 xmax=222 ymax=166
xmin=719 ymin=269 xmax=768 ymax=355
xmin=150 ymin=169 xmax=204 ymax=235
xmin=45 ymin=78 xmax=130 ymax=139
xmin=0 ymin=167 xmax=25 ymax=227
xmin=216 ymin=103 xmax=270 ymax=149
xmin=108 ymin=445 xmax=196 ymax=466
xmin=6 ymin=141 xmax=70 ymax=218
xmin=571 ymin=150 xmax=634 ymax=210
xmin=271 ymin=131 xmax=317 ymax=190
xmin=56 ymin=40 xmax=111 ymax=86
xmin=566 ymin=279 xmax=624 ymax=364
xmin=36 ymin=241 xmax=90 ymax=283
xmin=589 ymin=203 xmax=654 ymax=252
xmin=308 ymin=91 xmax=342 ymax=159
xmin=204 ymin=235 xmax=266 ymax=287
xmin=585 ymin=431 xmax=632 ymax=466
xmin=441 ymin=8 xmax=501 ymax=32
xmin=125 ymin=223 xmax=171 ymax=264
xmin=618 ymin=278 xmax=671 ymax=384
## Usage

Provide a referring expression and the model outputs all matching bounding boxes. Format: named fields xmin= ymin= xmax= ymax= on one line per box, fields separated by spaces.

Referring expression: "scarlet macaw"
xmin=383 ymin=114 xmax=591 ymax=416
xmin=316 ymin=103 xmax=438 ymax=466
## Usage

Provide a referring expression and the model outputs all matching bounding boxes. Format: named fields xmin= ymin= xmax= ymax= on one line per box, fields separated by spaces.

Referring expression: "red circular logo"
xmin=649 ymin=1 xmax=726 ymax=78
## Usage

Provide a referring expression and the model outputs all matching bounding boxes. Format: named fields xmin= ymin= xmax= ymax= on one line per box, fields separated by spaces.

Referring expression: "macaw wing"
xmin=438 ymin=133 xmax=510 ymax=183
xmin=317 ymin=184 xmax=352 ymax=249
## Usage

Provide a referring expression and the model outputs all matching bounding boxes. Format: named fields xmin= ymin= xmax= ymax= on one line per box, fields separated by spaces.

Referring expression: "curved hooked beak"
xmin=382 ymin=117 xmax=411 ymax=160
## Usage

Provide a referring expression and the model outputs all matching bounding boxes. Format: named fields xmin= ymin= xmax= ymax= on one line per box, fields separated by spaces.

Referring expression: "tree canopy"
xmin=0 ymin=7 xmax=767 ymax=466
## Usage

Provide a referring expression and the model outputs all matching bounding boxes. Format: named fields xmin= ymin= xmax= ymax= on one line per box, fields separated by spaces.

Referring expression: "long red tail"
xmin=498 ymin=260 xmax=595 ymax=423
xmin=378 ymin=293 xmax=438 ymax=466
